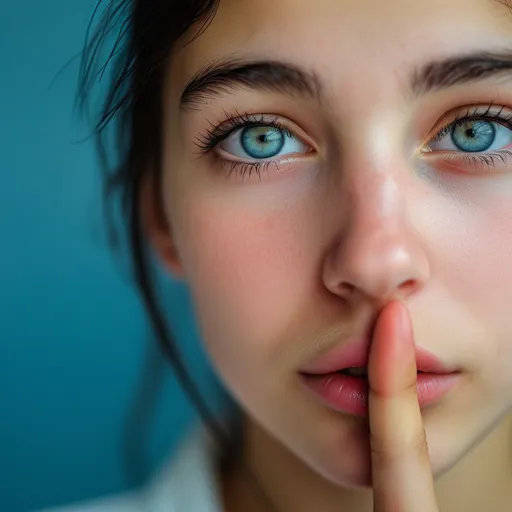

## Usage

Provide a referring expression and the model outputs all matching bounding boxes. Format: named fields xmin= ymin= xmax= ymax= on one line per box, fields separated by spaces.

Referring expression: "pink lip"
xmin=299 ymin=338 xmax=461 ymax=417
xmin=300 ymin=371 xmax=461 ymax=416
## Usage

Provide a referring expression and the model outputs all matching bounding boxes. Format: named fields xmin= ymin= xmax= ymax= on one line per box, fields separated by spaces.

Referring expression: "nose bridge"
xmin=348 ymin=168 xmax=404 ymax=235
xmin=323 ymin=162 xmax=430 ymax=306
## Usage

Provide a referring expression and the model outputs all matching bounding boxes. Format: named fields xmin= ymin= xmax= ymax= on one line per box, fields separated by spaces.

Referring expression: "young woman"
xmin=48 ymin=0 xmax=512 ymax=510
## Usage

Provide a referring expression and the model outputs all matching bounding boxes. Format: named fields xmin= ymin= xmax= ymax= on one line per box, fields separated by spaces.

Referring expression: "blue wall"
xmin=0 ymin=2 xmax=223 ymax=511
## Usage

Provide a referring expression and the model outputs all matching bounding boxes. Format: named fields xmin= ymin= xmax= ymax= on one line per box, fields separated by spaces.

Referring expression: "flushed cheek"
xmin=431 ymin=182 xmax=512 ymax=312
xmin=441 ymin=194 xmax=512 ymax=392
xmin=174 ymin=194 xmax=318 ymax=384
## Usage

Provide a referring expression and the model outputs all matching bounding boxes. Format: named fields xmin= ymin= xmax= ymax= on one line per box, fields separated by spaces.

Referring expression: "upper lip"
xmin=300 ymin=337 xmax=457 ymax=375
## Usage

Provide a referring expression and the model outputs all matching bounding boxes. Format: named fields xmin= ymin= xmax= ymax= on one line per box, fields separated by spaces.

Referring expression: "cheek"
xmin=426 ymin=179 xmax=512 ymax=310
xmin=462 ymin=201 xmax=512 ymax=314
xmin=441 ymin=193 xmax=512 ymax=386
xmin=173 ymin=193 xmax=316 ymax=382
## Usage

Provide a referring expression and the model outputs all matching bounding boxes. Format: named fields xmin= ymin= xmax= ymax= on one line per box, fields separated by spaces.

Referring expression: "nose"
xmin=322 ymin=172 xmax=430 ymax=309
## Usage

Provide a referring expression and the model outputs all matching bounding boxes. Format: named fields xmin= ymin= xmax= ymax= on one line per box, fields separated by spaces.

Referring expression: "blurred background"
xmin=0 ymin=2 xmax=224 ymax=510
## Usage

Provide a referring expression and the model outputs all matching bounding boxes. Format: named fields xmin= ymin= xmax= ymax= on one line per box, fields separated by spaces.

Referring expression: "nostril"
xmin=340 ymin=282 xmax=356 ymax=294
xmin=400 ymin=279 xmax=418 ymax=295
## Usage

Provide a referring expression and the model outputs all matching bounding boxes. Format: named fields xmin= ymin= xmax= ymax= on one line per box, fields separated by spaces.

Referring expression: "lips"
xmin=299 ymin=338 xmax=461 ymax=416
xmin=300 ymin=337 xmax=457 ymax=376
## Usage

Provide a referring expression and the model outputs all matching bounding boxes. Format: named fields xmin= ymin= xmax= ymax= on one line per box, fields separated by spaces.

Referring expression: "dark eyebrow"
xmin=410 ymin=49 xmax=512 ymax=98
xmin=180 ymin=49 xmax=512 ymax=109
xmin=180 ymin=58 xmax=321 ymax=108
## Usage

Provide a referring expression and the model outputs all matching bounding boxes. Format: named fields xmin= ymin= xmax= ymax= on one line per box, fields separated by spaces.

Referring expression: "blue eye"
xmin=428 ymin=116 xmax=512 ymax=154
xmin=219 ymin=124 xmax=308 ymax=160
xmin=451 ymin=120 xmax=496 ymax=152
xmin=240 ymin=126 xmax=286 ymax=159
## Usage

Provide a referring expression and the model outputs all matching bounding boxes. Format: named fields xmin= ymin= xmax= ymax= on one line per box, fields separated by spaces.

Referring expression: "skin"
xmin=145 ymin=0 xmax=512 ymax=509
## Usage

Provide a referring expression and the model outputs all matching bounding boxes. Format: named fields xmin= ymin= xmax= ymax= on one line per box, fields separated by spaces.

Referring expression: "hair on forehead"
xmin=495 ymin=0 xmax=512 ymax=11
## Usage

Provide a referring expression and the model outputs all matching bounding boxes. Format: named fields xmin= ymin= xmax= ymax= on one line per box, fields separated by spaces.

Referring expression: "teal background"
xmin=0 ymin=2 xmax=222 ymax=511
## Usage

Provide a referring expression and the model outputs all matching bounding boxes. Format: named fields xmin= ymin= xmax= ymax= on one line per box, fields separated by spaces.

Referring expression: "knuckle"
xmin=410 ymin=428 xmax=429 ymax=455
xmin=404 ymin=373 xmax=418 ymax=397
xmin=370 ymin=428 xmax=428 ymax=462
xmin=369 ymin=431 xmax=388 ymax=458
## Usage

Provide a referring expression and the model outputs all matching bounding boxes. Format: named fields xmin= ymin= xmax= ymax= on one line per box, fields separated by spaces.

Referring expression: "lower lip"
xmin=300 ymin=371 xmax=461 ymax=417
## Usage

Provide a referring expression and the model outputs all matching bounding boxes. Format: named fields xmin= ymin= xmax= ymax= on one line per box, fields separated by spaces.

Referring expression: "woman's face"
xmin=153 ymin=0 xmax=512 ymax=488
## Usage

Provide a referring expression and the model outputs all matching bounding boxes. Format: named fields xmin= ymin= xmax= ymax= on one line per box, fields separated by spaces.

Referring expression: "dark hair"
xmin=77 ymin=0 xmax=236 ymax=460
xmin=78 ymin=5 xmax=283 ymax=508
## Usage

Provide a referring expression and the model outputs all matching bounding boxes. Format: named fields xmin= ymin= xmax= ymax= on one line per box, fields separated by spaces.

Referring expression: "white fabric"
xmin=39 ymin=426 xmax=223 ymax=512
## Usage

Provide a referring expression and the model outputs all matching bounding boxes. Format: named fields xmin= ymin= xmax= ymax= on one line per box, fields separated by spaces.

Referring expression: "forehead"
xmin=171 ymin=0 xmax=512 ymax=96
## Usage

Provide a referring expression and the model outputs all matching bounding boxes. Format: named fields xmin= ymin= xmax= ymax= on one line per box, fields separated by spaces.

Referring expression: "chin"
xmin=299 ymin=416 xmax=376 ymax=489
xmin=319 ymin=444 xmax=373 ymax=489
xmin=300 ymin=409 xmax=466 ymax=490
xmin=320 ymin=462 xmax=374 ymax=489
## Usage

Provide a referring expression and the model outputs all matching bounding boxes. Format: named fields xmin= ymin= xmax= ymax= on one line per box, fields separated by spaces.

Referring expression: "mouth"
xmin=299 ymin=339 xmax=461 ymax=416
xmin=339 ymin=367 xmax=369 ymax=378
xmin=333 ymin=367 xmax=436 ymax=378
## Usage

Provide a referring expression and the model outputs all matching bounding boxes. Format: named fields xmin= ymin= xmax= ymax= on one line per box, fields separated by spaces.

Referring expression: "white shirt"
xmin=40 ymin=426 xmax=224 ymax=512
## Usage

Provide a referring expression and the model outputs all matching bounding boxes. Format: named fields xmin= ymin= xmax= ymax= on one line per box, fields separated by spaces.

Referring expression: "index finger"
xmin=368 ymin=300 xmax=439 ymax=512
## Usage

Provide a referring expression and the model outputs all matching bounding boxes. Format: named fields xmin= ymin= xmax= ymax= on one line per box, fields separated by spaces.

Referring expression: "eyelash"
xmin=432 ymin=104 xmax=512 ymax=138
xmin=194 ymin=110 xmax=296 ymax=180
xmin=427 ymin=105 xmax=512 ymax=169
xmin=194 ymin=105 xmax=512 ymax=179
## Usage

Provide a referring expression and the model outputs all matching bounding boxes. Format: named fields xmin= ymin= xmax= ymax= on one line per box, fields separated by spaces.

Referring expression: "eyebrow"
xmin=180 ymin=58 xmax=322 ymax=107
xmin=180 ymin=49 xmax=512 ymax=108
xmin=410 ymin=49 xmax=512 ymax=97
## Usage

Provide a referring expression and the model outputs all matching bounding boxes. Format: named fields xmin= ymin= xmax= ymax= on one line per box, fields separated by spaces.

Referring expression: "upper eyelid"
xmin=222 ymin=119 xmax=295 ymax=140
xmin=434 ymin=105 xmax=512 ymax=130
xmin=419 ymin=105 xmax=512 ymax=147
xmin=215 ymin=112 xmax=301 ymax=135
xmin=208 ymin=113 xmax=315 ymax=148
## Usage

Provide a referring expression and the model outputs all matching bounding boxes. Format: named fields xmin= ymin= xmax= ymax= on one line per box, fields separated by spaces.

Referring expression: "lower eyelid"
xmin=215 ymin=151 xmax=317 ymax=173
xmin=420 ymin=150 xmax=512 ymax=171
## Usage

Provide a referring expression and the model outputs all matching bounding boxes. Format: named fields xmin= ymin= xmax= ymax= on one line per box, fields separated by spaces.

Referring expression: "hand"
xmin=368 ymin=300 xmax=440 ymax=512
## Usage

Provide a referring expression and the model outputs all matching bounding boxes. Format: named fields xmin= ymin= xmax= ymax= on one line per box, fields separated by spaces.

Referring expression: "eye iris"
xmin=451 ymin=120 xmax=495 ymax=152
xmin=241 ymin=126 xmax=285 ymax=159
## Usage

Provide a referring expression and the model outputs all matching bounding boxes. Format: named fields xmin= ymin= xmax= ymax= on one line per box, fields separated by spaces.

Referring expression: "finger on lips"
xmin=368 ymin=301 xmax=439 ymax=512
